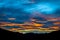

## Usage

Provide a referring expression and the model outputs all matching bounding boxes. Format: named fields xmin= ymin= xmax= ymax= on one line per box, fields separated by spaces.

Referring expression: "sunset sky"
xmin=0 ymin=0 xmax=60 ymax=25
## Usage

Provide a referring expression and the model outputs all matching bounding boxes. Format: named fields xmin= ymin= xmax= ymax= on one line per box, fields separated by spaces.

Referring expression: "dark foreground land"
xmin=0 ymin=28 xmax=60 ymax=40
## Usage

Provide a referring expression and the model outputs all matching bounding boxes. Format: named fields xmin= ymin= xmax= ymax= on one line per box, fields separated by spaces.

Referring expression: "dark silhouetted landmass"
xmin=0 ymin=28 xmax=60 ymax=40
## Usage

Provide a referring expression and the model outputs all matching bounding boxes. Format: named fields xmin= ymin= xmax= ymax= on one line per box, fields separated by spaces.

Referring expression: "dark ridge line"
xmin=0 ymin=28 xmax=60 ymax=40
xmin=0 ymin=28 xmax=60 ymax=35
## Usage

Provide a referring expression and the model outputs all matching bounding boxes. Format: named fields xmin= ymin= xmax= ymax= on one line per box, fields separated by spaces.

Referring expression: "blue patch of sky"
xmin=0 ymin=0 xmax=60 ymax=22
